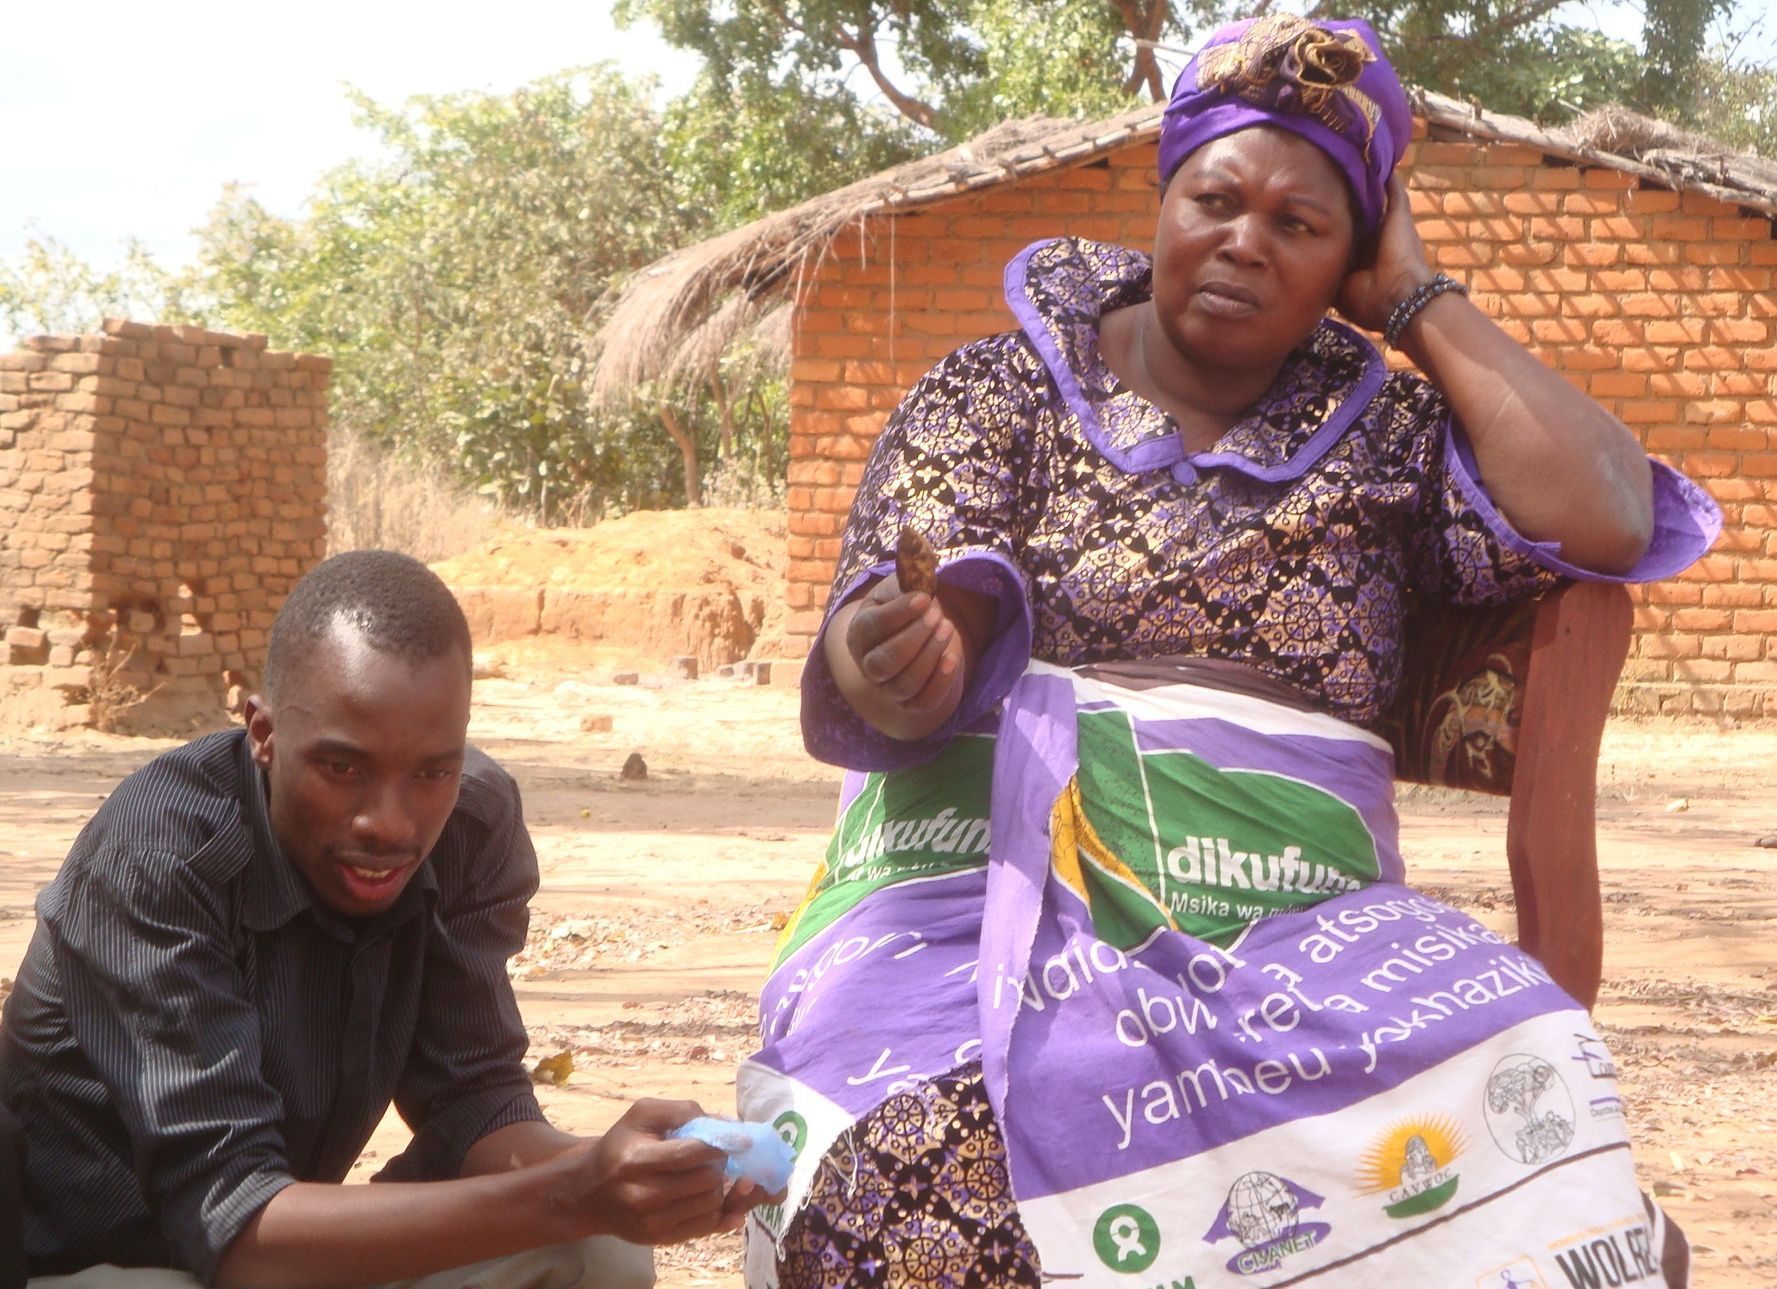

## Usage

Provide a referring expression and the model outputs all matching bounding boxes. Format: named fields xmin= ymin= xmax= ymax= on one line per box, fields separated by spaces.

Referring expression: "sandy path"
xmin=1 ymin=670 xmax=1772 ymax=1285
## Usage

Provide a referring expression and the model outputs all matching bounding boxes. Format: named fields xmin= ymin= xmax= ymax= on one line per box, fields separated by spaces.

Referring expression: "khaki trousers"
xmin=26 ymin=1236 xmax=653 ymax=1289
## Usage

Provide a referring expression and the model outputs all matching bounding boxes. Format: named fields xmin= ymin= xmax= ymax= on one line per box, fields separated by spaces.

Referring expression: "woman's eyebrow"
xmin=1190 ymin=165 xmax=1337 ymax=215
xmin=1281 ymin=191 xmax=1337 ymax=216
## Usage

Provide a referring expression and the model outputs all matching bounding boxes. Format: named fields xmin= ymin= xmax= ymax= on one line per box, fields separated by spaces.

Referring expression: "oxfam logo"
xmin=1093 ymin=1202 xmax=1161 ymax=1273
xmin=773 ymin=1110 xmax=808 ymax=1156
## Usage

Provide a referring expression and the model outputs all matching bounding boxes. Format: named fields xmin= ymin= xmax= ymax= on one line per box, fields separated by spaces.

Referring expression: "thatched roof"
xmin=586 ymin=109 xmax=1160 ymax=407
xmin=1562 ymin=104 xmax=1777 ymax=200
xmin=660 ymin=296 xmax=792 ymax=391
xmin=589 ymin=94 xmax=1777 ymax=407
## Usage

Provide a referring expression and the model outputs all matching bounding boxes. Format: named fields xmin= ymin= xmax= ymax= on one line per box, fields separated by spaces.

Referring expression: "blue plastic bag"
xmin=669 ymin=1115 xmax=795 ymax=1192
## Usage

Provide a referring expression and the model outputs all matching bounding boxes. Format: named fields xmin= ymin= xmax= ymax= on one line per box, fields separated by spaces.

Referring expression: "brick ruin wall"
xmin=0 ymin=320 xmax=329 ymax=732
xmin=784 ymin=123 xmax=1777 ymax=720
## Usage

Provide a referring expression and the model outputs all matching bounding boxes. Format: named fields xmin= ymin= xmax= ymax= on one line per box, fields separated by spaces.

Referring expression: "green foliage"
xmin=186 ymin=69 xmax=743 ymax=520
xmin=663 ymin=71 xmax=920 ymax=230
xmin=939 ymin=0 xmax=1152 ymax=137
xmin=619 ymin=0 xmax=978 ymax=133
xmin=621 ymin=0 xmax=1162 ymax=144
xmin=0 ymin=235 xmax=192 ymax=340
xmin=1316 ymin=0 xmax=1633 ymax=122
xmin=1672 ymin=47 xmax=1777 ymax=157
xmin=1639 ymin=0 xmax=1735 ymax=114
xmin=628 ymin=1 xmax=1769 ymax=141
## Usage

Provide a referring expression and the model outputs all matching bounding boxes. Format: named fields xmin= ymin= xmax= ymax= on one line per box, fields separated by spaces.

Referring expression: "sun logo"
xmin=1357 ymin=1116 xmax=1467 ymax=1218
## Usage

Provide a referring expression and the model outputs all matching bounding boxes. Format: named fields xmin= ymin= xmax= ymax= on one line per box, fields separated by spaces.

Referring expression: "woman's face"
xmin=1151 ymin=126 xmax=1358 ymax=379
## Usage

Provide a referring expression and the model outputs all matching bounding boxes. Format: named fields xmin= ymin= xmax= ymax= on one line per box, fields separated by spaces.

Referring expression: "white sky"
xmin=0 ymin=1 xmax=1769 ymax=282
xmin=0 ymin=1 xmax=701 ymax=272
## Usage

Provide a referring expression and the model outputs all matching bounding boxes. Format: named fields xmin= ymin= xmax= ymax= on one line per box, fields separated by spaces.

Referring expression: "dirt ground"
xmin=1 ymin=649 xmax=1774 ymax=1286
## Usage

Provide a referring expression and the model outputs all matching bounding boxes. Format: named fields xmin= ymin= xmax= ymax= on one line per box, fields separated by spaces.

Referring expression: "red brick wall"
xmin=785 ymin=122 xmax=1777 ymax=718
xmin=0 ymin=320 xmax=329 ymax=731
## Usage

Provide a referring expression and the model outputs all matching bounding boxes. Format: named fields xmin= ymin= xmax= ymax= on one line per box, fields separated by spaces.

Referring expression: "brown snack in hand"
xmin=895 ymin=526 xmax=939 ymax=597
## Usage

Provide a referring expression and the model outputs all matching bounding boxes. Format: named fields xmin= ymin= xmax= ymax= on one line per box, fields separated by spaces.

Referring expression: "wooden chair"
xmin=1381 ymin=580 xmax=1634 ymax=1012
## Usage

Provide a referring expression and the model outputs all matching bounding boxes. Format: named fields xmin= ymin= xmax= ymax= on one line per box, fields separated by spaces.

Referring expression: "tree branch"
xmin=835 ymin=19 xmax=940 ymax=130
xmin=1473 ymin=0 xmax=1574 ymax=45
xmin=657 ymin=400 xmax=702 ymax=506
xmin=1113 ymin=0 xmax=1172 ymax=101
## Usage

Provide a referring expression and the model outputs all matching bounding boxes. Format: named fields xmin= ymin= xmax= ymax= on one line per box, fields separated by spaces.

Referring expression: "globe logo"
xmin=1225 ymin=1171 xmax=1298 ymax=1247
xmin=1204 ymin=1170 xmax=1330 ymax=1274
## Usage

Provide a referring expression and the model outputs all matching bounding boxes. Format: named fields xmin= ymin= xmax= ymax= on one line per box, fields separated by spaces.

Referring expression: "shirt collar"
xmin=1002 ymin=236 xmax=1386 ymax=485
xmin=235 ymin=732 xmax=439 ymax=938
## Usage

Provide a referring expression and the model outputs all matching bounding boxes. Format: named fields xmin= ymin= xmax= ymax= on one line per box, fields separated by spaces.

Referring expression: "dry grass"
xmin=85 ymin=639 xmax=162 ymax=734
xmin=326 ymin=426 xmax=512 ymax=563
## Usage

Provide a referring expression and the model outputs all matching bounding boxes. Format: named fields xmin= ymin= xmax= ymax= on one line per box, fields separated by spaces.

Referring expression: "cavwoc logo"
xmin=1357 ymin=1115 xmax=1467 ymax=1218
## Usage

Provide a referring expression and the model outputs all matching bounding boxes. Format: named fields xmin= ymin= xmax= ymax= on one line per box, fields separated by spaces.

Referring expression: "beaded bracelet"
xmin=1382 ymin=273 xmax=1468 ymax=347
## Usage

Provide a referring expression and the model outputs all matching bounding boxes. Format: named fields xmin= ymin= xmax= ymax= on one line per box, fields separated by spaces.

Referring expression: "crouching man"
xmin=0 ymin=550 xmax=765 ymax=1287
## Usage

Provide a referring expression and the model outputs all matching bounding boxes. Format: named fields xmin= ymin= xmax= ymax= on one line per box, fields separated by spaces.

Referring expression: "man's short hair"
xmin=263 ymin=550 xmax=473 ymax=701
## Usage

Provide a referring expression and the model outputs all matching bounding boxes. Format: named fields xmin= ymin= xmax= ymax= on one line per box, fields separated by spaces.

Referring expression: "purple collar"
xmin=1004 ymin=237 xmax=1385 ymax=486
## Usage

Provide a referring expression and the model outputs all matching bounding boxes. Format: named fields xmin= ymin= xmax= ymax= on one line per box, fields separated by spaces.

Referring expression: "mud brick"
xmin=80 ymin=374 xmax=139 ymax=399
xmin=49 ymin=352 xmax=104 ymax=375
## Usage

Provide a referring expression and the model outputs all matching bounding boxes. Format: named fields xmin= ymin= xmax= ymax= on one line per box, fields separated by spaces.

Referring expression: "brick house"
xmin=596 ymin=94 xmax=1777 ymax=718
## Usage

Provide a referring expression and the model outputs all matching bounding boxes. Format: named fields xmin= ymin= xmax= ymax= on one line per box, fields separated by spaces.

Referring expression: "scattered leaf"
xmin=531 ymin=1051 xmax=574 ymax=1085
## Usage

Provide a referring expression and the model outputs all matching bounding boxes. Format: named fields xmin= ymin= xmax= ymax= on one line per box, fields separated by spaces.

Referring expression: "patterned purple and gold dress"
xmin=740 ymin=239 xmax=1718 ymax=1289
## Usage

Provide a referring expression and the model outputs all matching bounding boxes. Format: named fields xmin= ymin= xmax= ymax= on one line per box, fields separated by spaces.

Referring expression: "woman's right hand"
xmin=842 ymin=572 xmax=959 ymax=707
xmin=826 ymin=574 xmax=988 ymax=741
xmin=846 ymin=575 xmax=967 ymax=714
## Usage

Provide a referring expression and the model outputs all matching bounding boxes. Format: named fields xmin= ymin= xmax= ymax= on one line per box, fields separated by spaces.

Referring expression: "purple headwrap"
xmin=1157 ymin=15 xmax=1411 ymax=235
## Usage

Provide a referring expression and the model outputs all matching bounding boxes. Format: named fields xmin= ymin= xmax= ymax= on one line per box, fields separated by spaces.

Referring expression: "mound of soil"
xmin=433 ymin=508 xmax=790 ymax=668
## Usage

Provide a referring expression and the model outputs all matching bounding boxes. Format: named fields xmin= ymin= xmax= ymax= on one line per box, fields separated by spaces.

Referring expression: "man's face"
xmin=244 ymin=624 xmax=472 ymax=918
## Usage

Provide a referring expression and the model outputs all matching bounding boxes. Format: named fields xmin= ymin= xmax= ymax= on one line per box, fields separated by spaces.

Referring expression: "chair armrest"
xmin=1505 ymin=581 xmax=1633 ymax=1011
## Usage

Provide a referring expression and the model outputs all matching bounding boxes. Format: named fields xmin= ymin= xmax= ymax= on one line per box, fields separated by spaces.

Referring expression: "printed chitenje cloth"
xmin=739 ymin=660 xmax=1686 ymax=1287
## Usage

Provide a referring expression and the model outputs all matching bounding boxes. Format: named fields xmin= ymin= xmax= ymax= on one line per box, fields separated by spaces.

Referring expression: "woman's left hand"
xmin=1336 ymin=176 xmax=1655 ymax=574
xmin=1334 ymin=174 xmax=1435 ymax=333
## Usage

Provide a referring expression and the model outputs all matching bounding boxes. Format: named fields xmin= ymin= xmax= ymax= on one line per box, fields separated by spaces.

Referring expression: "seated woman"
xmin=739 ymin=15 xmax=1721 ymax=1289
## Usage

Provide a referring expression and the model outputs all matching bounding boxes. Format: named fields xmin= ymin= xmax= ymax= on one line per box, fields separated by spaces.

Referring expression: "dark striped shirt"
xmin=0 ymin=729 xmax=545 ymax=1283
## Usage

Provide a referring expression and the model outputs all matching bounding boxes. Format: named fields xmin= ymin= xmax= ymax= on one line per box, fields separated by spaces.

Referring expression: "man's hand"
xmin=569 ymin=1099 xmax=744 ymax=1244
xmin=218 ymin=1099 xmax=768 ymax=1288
